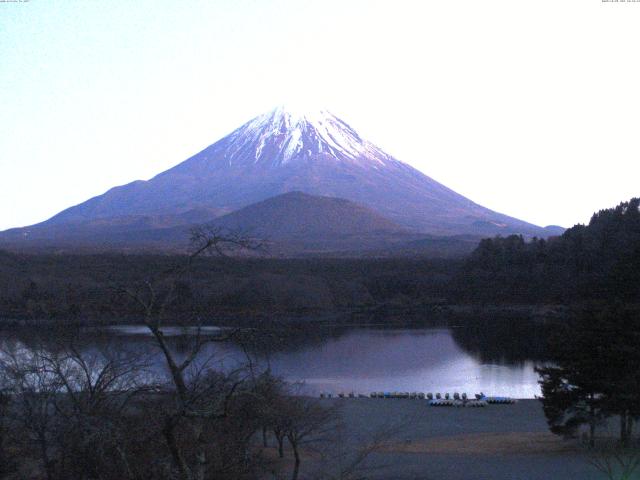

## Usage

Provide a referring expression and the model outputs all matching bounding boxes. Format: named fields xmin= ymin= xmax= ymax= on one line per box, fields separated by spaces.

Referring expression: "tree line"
xmin=452 ymin=198 xmax=640 ymax=467
xmin=2 ymin=198 xmax=640 ymax=324
xmin=0 ymin=252 xmax=458 ymax=324
xmin=457 ymin=198 xmax=640 ymax=304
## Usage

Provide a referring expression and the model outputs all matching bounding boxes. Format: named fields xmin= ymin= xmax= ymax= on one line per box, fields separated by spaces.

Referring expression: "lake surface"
xmin=93 ymin=324 xmax=547 ymax=398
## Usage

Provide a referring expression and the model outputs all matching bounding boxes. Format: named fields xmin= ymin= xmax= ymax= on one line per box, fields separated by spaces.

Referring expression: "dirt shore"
xmin=319 ymin=398 xmax=603 ymax=480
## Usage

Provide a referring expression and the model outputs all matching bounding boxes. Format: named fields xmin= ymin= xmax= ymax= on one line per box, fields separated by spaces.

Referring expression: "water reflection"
xmin=253 ymin=328 xmax=544 ymax=398
xmin=0 ymin=322 xmax=551 ymax=399
xmin=450 ymin=319 xmax=552 ymax=364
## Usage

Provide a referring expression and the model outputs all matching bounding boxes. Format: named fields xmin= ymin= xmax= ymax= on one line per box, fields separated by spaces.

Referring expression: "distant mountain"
xmin=542 ymin=225 xmax=566 ymax=236
xmin=207 ymin=191 xmax=416 ymax=255
xmin=0 ymin=105 xmax=562 ymax=253
xmin=212 ymin=191 xmax=404 ymax=238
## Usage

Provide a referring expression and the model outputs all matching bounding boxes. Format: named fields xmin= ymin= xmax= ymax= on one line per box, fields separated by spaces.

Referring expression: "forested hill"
xmin=456 ymin=198 xmax=640 ymax=304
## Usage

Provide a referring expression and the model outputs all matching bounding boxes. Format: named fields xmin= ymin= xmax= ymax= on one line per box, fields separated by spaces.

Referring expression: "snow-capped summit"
xmin=10 ymin=106 xmax=557 ymax=240
xmin=219 ymin=106 xmax=393 ymax=167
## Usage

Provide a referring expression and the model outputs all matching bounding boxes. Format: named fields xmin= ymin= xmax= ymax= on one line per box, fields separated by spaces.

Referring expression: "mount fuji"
xmin=0 ymin=106 xmax=562 ymax=254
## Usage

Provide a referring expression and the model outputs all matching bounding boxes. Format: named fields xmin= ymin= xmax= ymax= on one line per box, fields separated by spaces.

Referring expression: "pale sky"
xmin=1 ymin=0 xmax=639 ymax=231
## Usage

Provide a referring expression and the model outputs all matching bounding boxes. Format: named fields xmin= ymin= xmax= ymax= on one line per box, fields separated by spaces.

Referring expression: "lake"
xmin=85 ymin=323 xmax=547 ymax=399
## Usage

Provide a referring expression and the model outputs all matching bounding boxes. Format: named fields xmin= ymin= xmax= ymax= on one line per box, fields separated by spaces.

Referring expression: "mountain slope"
xmin=38 ymin=106 xmax=553 ymax=235
xmin=1 ymin=106 xmax=561 ymax=251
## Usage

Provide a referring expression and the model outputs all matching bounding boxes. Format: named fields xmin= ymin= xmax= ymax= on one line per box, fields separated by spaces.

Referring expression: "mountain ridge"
xmin=1 ymin=106 xmax=563 ymax=253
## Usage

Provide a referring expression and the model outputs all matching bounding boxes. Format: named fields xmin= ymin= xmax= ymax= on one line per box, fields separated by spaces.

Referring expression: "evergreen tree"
xmin=537 ymin=306 xmax=640 ymax=446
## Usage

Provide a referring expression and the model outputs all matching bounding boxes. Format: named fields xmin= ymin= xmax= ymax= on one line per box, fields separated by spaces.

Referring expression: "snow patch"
xmin=222 ymin=105 xmax=393 ymax=168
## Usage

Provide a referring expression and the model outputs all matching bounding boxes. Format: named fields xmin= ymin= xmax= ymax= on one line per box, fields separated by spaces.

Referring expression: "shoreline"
xmin=0 ymin=302 xmax=571 ymax=329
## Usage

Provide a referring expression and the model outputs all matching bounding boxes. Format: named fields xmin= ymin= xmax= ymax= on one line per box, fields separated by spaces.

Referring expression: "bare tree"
xmin=117 ymin=226 xmax=264 ymax=480
xmin=42 ymin=338 xmax=149 ymax=479
xmin=0 ymin=388 xmax=11 ymax=477
xmin=0 ymin=332 xmax=151 ymax=480
xmin=1 ymin=342 xmax=62 ymax=480
xmin=283 ymin=398 xmax=338 ymax=480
